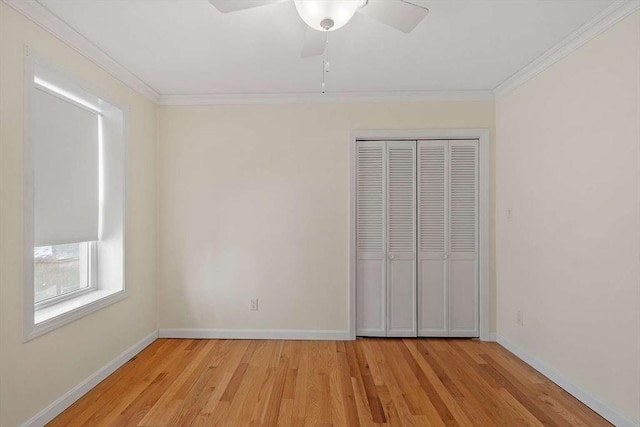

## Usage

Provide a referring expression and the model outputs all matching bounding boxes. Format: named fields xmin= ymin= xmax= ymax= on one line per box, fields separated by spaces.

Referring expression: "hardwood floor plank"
xmin=47 ymin=338 xmax=613 ymax=427
xmin=436 ymin=341 xmax=533 ymax=425
xmin=480 ymin=353 xmax=564 ymax=426
xmin=484 ymin=344 xmax=609 ymax=426
xmin=283 ymin=342 xmax=300 ymax=400
xmin=403 ymin=341 xmax=474 ymax=427
xmin=277 ymin=398 xmax=294 ymax=426
xmin=49 ymin=339 xmax=178 ymax=427
xmin=226 ymin=341 xmax=278 ymax=425
xmin=375 ymin=384 xmax=400 ymax=426
xmin=111 ymin=340 xmax=210 ymax=426
xmin=360 ymin=340 xmax=385 ymax=387
xmin=369 ymin=340 xmax=423 ymax=427
xmin=219 ymin=362 xmax=248 ymax=402
xmin=380 ymin=341 xmax=440 ymax=422
xmin=291 ymin=341 xmax=311 ymax=424
xmin=335 ymin=342 xmax=360 ymax=426
xmin=192 ymin=340 xmax=251 ymax=423
xmin=535 ymin=393 xmax=594 ymax=427
xmin=443 ymin=341 xmax=545 ymax=426
xmin=415 ymin=341 xmax=465 ymax=398
xmin=350 ymin=376 xmax=376 ymax=426
xmin=141 ymin=340 xmax=219 ymax=425
xmin=497 ymin=388 xmax=546 ymax=427
xmin=397 ymin=340 xmax=457 ymax=426
xmin=417 ymin=341 xmax=502 ymax=427
xmin=263 ymin=350 xmax=290 ymax=425
xmin=96 ymin=340 xmax=195 ymax=426
xmin=354 ymin=340 xmax=387 ymax=424
xmin=484 ymin=343 xmax=545 ymax=384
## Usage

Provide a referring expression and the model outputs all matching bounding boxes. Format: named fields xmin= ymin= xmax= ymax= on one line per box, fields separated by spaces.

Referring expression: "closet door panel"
xmin=449 ymin=255 xmax=477 ymax=336
xmin=356 ymin=141 xmax=386 ymax=336
xmin=386 ymin=141 xmax=417 ymax=337
xmin=448 ymin=140 xmax=479 ymax=337
xmin=417 ymin=141 xmax=448 ymax=336
xmin=387 ymin=256 xmax=415 ymax=336
xmin=356 ymin=259 xmax=385 ymax=336
xmin=418 ymin=258 xmax=447 ymax=335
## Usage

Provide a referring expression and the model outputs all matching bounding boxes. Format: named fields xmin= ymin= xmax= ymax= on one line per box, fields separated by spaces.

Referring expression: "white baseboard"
xmin=21 ymin=330 xmax=159 ymax=427
xmin=486 ymin=332 xmax=497 ymax=342
xmin=496 ymin=335 xmax=639 ymax=427
xmin=159 ymin=328 xmax=351 ymax=341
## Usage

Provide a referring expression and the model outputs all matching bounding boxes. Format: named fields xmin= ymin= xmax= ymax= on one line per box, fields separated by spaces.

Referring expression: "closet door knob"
xmin=441 ymin=253 xmax=448 ymax=260
xmin=389 ymin=254 xmax=395 ymax=260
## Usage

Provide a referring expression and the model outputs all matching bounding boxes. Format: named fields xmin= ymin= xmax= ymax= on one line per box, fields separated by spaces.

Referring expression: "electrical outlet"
xmin=250 ymin=298 xmax=259 ymax=311
xmin=517 ymin=310 xmax=523 ymax=326
xmin=506 ymin=208 xmax=513 ymax=222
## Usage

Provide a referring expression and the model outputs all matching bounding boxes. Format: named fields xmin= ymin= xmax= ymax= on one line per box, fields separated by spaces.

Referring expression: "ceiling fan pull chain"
xmin=321 ymin=30 xmax=330 ymax=93
xmin=321 ymin=29 xmax=327 ymax=93
xmin=325 ymin=30 xmax=330 ymax=73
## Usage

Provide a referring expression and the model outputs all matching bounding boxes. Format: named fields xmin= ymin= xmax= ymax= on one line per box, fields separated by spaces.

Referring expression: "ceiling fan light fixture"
xmin=293 ymin=0 xmax=361 ymax=32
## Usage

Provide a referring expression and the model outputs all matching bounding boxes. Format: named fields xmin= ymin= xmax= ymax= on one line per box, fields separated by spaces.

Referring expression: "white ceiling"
xmin=36 ymin=0 xmax=616 ymax=96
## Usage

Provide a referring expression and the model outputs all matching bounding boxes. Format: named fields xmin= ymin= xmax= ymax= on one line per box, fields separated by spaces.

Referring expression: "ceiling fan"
xmin=207 ymin=0 xmax=429 ymax=58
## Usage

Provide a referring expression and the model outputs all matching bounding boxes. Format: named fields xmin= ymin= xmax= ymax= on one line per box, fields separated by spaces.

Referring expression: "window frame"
xmin=23 ymin=47 xmax=128 ymax=342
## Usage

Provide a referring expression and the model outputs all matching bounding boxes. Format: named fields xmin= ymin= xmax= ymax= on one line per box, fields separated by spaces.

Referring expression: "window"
xmin=34 ymin=242 xmax=95 ymax=305
xmin=24 ymin=48 xmax=126 ymax=341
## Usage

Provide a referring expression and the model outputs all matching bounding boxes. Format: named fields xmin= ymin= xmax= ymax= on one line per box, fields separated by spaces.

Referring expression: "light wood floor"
xmin=49 ymin=338 xmax=611 ymax=426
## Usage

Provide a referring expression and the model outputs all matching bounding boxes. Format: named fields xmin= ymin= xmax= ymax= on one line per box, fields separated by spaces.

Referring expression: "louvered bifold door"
xmin=417 ymin=141 xmax=449 ymax=336
xmin=448 ymin=140 xmax=479 ymax=337
xmin=356 ymin=141 xmax=386 ymax=336
xmin=386 ymin=141 xmax=417 ymax=337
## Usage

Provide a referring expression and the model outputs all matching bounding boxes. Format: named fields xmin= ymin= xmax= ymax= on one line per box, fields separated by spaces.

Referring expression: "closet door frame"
xmin=349 ymin=128 xmax=491 ymax=341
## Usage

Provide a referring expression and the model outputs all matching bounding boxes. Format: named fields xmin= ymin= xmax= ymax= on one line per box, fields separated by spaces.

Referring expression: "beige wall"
xmin=158 ymin=102 xmax=496 ymax=332
xmin=0 ymin=4 xmax=158 ymax=426
xmin=496 ymin=11 xmax=640 ymax=425
xmin=13 ymin=2 xmax=639 ymax=425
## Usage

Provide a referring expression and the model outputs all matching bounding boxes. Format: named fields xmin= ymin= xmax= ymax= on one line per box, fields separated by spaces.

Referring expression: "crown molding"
xmin=494 ymin=0 xmax=640 ymax=98
xmin=7 ymin=0 xmax=636 ymax=105
xmin=158 ymin=90 xmax=494 ymax=105
xmin=2 ymin=0 xmax=160 ymax=102
xmin=2 ymin=0 xmax=491 ymax=106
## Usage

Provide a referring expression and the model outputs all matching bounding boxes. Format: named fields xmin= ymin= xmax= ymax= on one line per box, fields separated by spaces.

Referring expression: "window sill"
xmin=26 ymin=289 xmax=126 ymax=341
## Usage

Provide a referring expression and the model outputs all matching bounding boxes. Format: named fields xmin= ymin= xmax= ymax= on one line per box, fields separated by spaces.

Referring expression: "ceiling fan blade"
xmin=207 ymin=0 xmax=287 ymax=13
xmin=300 ymin=27 xmax=326 ymax=58
xmin=357 ymin=0 xmax=428 ymax=33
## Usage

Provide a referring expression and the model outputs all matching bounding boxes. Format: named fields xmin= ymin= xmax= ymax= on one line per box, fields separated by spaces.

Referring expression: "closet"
xmin=355 ymin=139 xmax=479 ymax=338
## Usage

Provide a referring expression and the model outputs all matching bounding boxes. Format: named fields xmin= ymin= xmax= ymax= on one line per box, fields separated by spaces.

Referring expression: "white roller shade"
xmin=32 ymin=86 xmax=100 ymax=246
